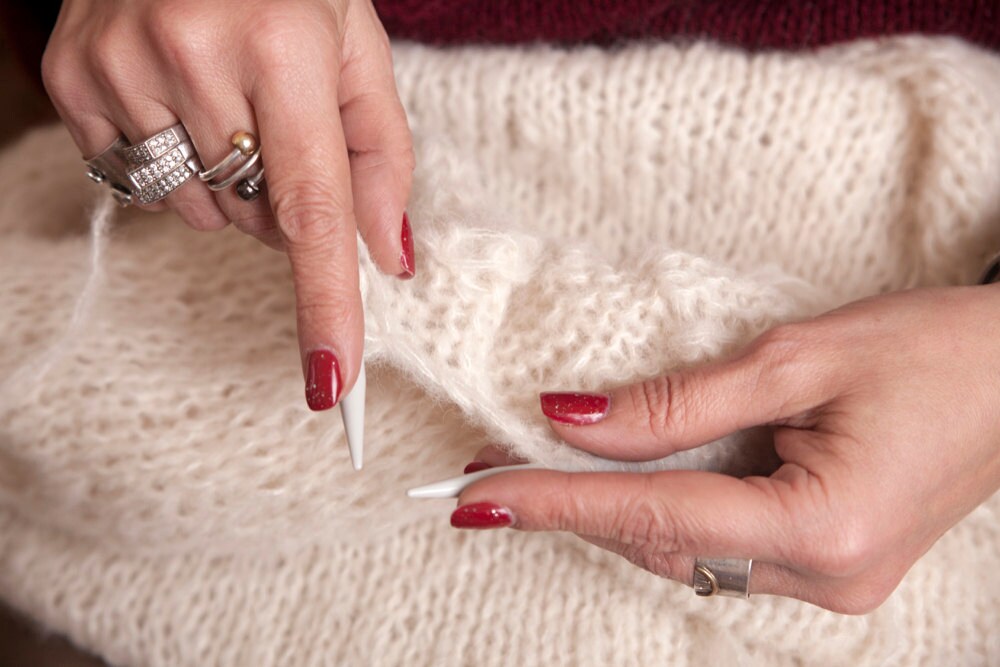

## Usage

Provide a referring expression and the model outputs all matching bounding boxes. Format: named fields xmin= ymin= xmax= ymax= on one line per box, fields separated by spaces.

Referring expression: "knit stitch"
xmin=1 ymin=37 xmax=999 ymax=666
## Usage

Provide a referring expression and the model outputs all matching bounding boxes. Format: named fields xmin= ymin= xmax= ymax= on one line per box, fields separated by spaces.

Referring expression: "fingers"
xmin=250 ymin=20 xmax=364 ymax=403
xmin=338 ymin=3 xmax=415 ymax=277
xmin=455 ymin=468 xmax=799 ymax=564
xmin=172 ymin=90 xmax=281 ymax=247
xmin=114 ymin=102 xmax=230 ymax=231
xmin=469 ymin=445 xmax=525 ymax=469
xmin=540 ymin=324 xmax=842 ymax=461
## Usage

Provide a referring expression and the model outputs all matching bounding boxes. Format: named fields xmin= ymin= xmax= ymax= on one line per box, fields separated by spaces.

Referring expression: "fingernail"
xmin=463 ymin=461 xmax=492 ymax=474
xmin=450 ymin=502 xmax=513 ymax=529
xmin=540 ymin=392 xmax=611 ymax=425
xmin=398 ymin=212 xmax=415 ymax=279
xmin=305 ymin=349 xmax=342 ymax=411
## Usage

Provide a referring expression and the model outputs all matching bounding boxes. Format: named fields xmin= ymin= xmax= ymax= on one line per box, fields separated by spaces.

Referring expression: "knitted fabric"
xmin=1 ymin=36 xmax=1000 ymax=666
xmin=373 ymin=0 xmax=1000 ymax=50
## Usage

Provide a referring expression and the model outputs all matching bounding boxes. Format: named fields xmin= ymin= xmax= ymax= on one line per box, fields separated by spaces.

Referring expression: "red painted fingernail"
xmin=463 ymin=461 xmax=492 ymax=474
xmin=398 ymin=212 xmax=415 ymax=279
xmin=540 ymin=392 xmax=611 ymax=425
xmin=305 ymin=349 xmax=342 ymax=411
xmin=450 ymin=502 xmax=513 ymax=529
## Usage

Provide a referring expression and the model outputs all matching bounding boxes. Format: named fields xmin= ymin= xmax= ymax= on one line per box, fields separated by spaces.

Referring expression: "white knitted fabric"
xmin=1 ymin=37 xmax=1000 ymax=666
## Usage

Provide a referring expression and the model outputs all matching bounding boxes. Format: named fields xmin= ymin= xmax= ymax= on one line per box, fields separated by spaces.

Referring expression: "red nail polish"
xmin=398 ymin=212 xmax=415 ymax=279
xmin=450 ymin=502 xmax=513 ymax=529
xmin=305 ymin=349 xmax=341 ymax=411
xmin=540 ymin=392 xmax=611 ymax=425
xmin=463 ymin=461 xmax=492 ymax=474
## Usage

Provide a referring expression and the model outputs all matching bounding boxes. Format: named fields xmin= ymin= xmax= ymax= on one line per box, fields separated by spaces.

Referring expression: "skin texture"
xmin=42 ymin=0 xmax=415 ymax=403
xmin=461 ymin=286 xmax=1000 ymax=614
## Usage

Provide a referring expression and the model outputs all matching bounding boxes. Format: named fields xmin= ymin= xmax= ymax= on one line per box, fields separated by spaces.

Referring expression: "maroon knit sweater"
xmin=374 ymin=0 xmax=1000 ymax=50
xmin=3 ymin=1 xmax=998 ymax=99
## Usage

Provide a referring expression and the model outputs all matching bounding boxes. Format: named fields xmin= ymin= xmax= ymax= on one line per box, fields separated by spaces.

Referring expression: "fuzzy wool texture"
xmin=1 ymin=37 xmax=1000 ymax=666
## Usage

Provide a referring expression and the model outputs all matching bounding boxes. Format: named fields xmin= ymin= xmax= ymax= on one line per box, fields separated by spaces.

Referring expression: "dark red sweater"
xmin=4 ymin=1 xmax=998 ymax=95
xmin=374 ymin=0 xmax=1000 ymax=50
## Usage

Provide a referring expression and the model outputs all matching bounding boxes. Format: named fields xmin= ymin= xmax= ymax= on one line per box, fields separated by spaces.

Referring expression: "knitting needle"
xmin=340 ymin=362 xmax=366 ymax=470
xmin=406 ymin=463 xmax=547 ymax=499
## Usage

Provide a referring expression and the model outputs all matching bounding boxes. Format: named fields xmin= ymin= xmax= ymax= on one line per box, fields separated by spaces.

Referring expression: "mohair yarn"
xmin=0 ymin=37 xmax=998 ymax=666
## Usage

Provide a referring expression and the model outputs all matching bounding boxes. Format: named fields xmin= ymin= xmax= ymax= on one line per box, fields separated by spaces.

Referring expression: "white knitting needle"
xmin=336 ymin=252 xmax=367 ymax=472
xmin=406 ymin=463 xmax=547 ymax=499
xmin=340 ymin=362 xmax=366 ymax=470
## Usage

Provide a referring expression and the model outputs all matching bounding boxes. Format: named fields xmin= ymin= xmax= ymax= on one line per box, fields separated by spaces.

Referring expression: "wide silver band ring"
xmin=84 ymin=136 xmax=135 ymax=206
xmin=693 ymin=558 xmax=753 ymax=598
xmin=84 ymin=123 xmax=201 ymax=206
xmin=121 ymin=124 xmax=188 ymax=166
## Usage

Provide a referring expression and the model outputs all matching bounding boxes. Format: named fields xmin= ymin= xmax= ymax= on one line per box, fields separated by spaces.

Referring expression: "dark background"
xmin=0 ymin=4 xmax=106 ymax=664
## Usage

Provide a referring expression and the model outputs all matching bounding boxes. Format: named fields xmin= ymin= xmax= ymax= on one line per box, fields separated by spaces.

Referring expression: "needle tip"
xmin=340 ymin=364 xmax=367 ymax=472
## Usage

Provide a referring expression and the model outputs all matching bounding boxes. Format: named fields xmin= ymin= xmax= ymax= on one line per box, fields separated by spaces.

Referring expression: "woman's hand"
xmin=42 ymin=0 xmax=415 ymax=408
xmin=455 ymin=286 xmax=1000 ymax=614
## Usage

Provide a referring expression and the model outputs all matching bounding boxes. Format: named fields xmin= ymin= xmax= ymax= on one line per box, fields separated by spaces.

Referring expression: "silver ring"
xmin=127 ymin=141 xmax=200 ymax=188
xmin=83 ymin=123 xmax=202 ymax=206
xmin=692 ymin=558 xmax=752 ymax=598
xmin=136 ymin=159 xmax=201 ymax=205
xmin=83 ymin=136 xmax=135 ymax=206
xmin=198 ymin=148 xmax=244 ymax=182
xmin=199 ymin=131 xmax=266 ymax=201
xmin=207 ymin=148 xmax=262 ymax=191
xmin=121 ymin=124 xmax=189 ymax=166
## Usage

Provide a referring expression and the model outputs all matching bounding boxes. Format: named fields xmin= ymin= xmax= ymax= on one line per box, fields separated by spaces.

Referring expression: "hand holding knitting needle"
xmin=42 ymin=0 xmax=415 ymax=467
xmin=442 ymin=286 xmax=1000 ymax=613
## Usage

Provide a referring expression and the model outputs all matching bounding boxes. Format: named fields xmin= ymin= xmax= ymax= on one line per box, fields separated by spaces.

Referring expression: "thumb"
xmin=540 ymin=325 xmax=839 ymax=461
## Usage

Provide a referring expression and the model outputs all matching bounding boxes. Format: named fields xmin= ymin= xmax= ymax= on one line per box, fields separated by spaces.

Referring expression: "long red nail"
xmin=463 ymin=461 xmax=492 ymax=474
xmin=540 ymin=392 xmax=611 ymax=425
xmin=305 ymin=349 xmax=342 ymax=411
xmin=451 ymin=502 xmax=513 ymax=529
xmin=398 ymin=212 xmax=415 ymax=279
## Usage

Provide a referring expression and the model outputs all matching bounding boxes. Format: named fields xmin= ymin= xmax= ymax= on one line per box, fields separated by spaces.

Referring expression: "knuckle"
xmin=144 ymin=2 xmax=197 ymax=49
xmin=542 ymin=475 xmax=588 ymax=533
xmin=250 ymin=12 xmax=329 ymax=67
xmin=269 ymin=187 xmax=352 ymax=246
xmin=747 ymin=322 xmax=822 ymax=403
xmin=40 ymin=48 xmax=77 ymax=102
xmin=629 ymin=374 xmax=685 ymax=442
xmin=753 ymin=323 xmax=809 ymax=365
xmin=89 ymin=28 xmax=131 ymax=84
xmin=809 ymin=516 xmax=878 ymax=578
xmin=296 ymin=294 xmax=359 ymax=331
xmin=144 ymin=4 xmax=217 ymax=75
xmin=614 ymin=479 xmax=684 ymax=551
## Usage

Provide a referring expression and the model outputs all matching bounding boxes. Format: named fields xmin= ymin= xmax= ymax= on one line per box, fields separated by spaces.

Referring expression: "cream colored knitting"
xmin=2 ymin=36 xmax=999 ymax=666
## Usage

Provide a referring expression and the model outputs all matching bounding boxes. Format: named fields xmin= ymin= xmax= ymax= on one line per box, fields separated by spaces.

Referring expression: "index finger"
xmin=251 ymin=30 xmax=363 ymax=409
xmin=455 ymin=468 xmax=801 ymax=565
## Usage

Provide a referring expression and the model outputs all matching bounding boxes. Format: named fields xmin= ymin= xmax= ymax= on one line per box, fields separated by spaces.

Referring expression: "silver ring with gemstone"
xmin=692 ymin=558 xmax=753 ymax=598
xmin=83 ymin=123 xmax=201 ymax=206
xmin=121 ymin=124 xmax=191 ymax=166
xmin=198 ymin=131 xmax=266 ymax=201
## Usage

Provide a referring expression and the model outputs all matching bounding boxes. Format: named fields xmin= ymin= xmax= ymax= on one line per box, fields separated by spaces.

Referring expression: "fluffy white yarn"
xmin=0 ymin=37 xmax=999 ymax=666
